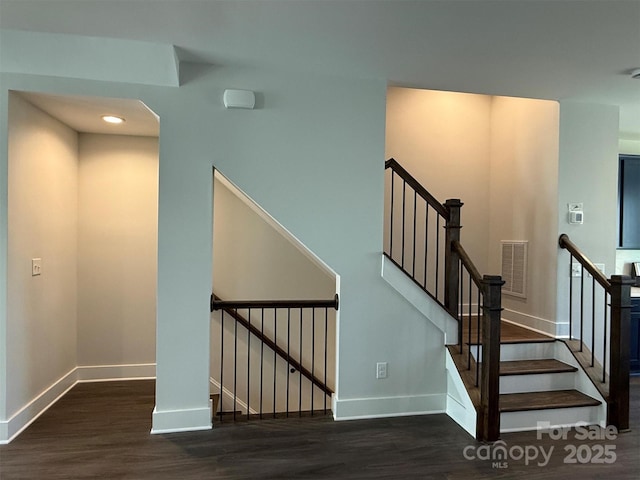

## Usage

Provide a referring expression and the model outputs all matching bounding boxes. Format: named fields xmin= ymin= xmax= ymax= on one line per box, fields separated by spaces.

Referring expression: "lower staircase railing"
xmin=385 ymin=158 xmax=503 ymax=441
xmin=451 ymin=241 xmax=504 ymax=441
xmin=558 ymin=233 xmax=632 ymax=430
xmin=210 ymin=294 xmax=339 ymax=420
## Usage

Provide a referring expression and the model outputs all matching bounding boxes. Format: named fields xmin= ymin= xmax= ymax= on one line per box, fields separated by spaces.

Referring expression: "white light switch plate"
xmin=32 ymin=258 xmax=42 ymax=276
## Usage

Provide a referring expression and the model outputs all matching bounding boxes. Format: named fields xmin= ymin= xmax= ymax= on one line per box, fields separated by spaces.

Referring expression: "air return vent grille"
xmin=501 ymin=241 xmax=528 ymax=298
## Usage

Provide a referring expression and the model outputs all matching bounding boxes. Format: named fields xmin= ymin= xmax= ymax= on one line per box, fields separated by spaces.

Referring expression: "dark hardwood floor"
xmin=1 ymin=378 xmax=639 ymax=479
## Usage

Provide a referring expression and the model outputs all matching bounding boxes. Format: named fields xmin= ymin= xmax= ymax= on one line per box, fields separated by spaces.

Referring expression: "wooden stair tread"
xmin=500 ymin=359 xmax=577 ymax=376
xmin=500 ymin=389 xmax=601 ymax=412
xmin=463 ymin=319 xmax=554 ymax=344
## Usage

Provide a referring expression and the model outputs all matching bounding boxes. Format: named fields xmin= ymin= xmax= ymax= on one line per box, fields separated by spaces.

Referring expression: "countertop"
xmin=632 ymin=287 xmax=640 ymax=298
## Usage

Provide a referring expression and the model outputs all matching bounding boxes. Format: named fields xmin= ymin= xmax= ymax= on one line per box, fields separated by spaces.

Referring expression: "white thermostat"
xmin=570 ymin=211 xmax=584 ymax=224
xmin=568 ymin=203 xmax=584 ymax=224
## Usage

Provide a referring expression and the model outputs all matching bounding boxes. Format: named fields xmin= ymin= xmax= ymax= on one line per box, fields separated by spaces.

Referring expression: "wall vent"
xmin=501 ymin=241 xmax=528 ymax=298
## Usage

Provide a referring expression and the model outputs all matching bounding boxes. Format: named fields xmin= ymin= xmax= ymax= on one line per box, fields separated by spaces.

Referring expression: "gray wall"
xmin=556 ymin=102 xmax=620 ymax=337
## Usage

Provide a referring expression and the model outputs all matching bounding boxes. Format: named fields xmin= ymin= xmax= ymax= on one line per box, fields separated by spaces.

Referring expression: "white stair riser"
xmin=471 ymin=342 xmax=556 ymax=362
xmin=501 ymin=404 xmax=606 ymax=433
xmin=500 ymin=372 xmax=576 ymax=394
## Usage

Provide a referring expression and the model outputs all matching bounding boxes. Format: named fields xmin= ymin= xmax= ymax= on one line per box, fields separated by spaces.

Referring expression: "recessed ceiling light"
xmin=631 ymin=68 xmax=640 ymax=79
xmin=102 ymin=115 xmax=125 ymax=124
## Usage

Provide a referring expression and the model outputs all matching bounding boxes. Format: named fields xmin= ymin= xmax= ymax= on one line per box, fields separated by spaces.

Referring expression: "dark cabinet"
xmin=631 ymin=298 xmax=640 ymax=375
xmin=618 ymin=155 xmax=640 ymax=248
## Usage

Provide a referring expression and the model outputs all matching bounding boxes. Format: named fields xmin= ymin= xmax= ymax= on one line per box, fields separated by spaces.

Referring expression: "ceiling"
xmin=18 ymin=92 xmax=160 ymax=137
xmin=2 ymin=0 xmax=639 ymax=137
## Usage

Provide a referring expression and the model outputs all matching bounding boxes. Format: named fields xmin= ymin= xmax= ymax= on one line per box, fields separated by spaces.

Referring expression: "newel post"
xmin=608 ymin=275 xmax=633 ymax=431
xmin=444 ymin=199 xmax=463 ymax=320
xmin=479 ymin=275 xmax=504 ymax=442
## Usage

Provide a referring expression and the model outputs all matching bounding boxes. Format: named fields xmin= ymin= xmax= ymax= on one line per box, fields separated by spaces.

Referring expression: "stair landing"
xmin=462 ymin=319 xmax=553 ymax=344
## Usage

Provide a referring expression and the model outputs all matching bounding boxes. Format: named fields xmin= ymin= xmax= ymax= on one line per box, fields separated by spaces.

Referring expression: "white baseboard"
xmin=151 ymin=406 xmax=212 ymax=434
xmin=0 ymin=363 xmax=157 ymax=444
xmin=0 ymin=368 xmax=77 ymax=444
xmin=332 ymin=393 xmax=445 ymax=421
xmin=77 ymin=363 xmax=156 ymax=382
xmin=502 ymin=309 xmax=558 ymax=337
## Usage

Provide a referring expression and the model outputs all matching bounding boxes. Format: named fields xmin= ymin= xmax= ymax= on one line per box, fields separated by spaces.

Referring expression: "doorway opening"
xmin=4 ymin=91 xmax=159 ymax=443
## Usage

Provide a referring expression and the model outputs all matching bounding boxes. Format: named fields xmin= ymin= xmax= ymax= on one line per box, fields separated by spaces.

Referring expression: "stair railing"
xmin=210 ymin=294 xmax=338 ymax=421
xmin=452 ymin=241 xmax=504 ymax=441
xmin=385 ymin=158 xmax=502 ymax=441
xmin=559 ymin=233 xmax=632 ymax=430
xmin=385 ymin=158 xmax=455 ymax=306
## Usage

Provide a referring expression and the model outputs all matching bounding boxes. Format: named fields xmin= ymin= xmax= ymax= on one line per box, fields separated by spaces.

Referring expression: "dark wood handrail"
xmin=452 ymin=240 xmax=483 ymax=290
xmin=210 ymin=294 xmax=336 ymax=396
xmin=558 ymin=233 xmax=610 ymax=291
xmin=385 ymin=158 xmax=449 ymax=219
xmin=211 ymin=294 xmax=339 ymax=312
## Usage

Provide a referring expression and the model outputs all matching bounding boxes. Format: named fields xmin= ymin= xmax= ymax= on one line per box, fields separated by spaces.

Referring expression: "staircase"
xmin=489 ymin=340 xmax=604 ymax=432
xmin=384 ymin=158 xmax=630 ymax=441
xmin=209 ymin=294 xmax=339 ymax=422
xmin=445 ymin=324 xmax=605 ymax=435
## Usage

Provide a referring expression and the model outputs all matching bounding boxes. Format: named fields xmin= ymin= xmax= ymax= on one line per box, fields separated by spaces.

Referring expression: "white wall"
xmin=619 ymin=139 xmax=640 ymax=156
xmin=488 ymin=97 xmax=560 ymax=333
xmin=386 ymin=88 xmax=561 ymax=333
xmin=556 ymin=102 xmax=620 ymax=336
xmin=6 ymin=92 xmax=78 ymax=418
xmin=77 ymin=134 xmax=158 ymax=368
xmin=213 ymin=175 xmax=335 ymax=301
xmin=385 ymin=87 xmax=492 ymax=270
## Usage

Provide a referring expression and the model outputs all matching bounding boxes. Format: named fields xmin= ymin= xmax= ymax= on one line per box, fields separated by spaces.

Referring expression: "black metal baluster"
xmin=273 ymin=309 xmax=277 ymax=418
xmin=220 ymin=310 xmax=224 ymax=423
xmin=467 ymin=271 xmax=472 ymax=371
xmin=299 ymin=307 xmax=303 ymax=416
xmin=424 ymin=204 xmax=429 ymax=289
xmin=591 ymin=277 xmax=596 ymax=367
xmin=247 ymin=308 xmax=251 ymax=420
xmin=569 ymin=255 xmax=573 ymax=340
xmin=311 ymin=308 xmax=315 ymax=415
xmin=412 ymin=190 xmax=417 ymax=279
xmin=260 ymin=308 xmax=264 ymax=419
xmin=286 ymin=308 xmax=291 ymax=417
xmin=603 ymin=291 xmax=608 ymax=383
xmin=476 ymin=287 xmax=482 ymax=388
xmin=435 ymin=215 xmax=440 ymax=300
xmin=234 ymin=309 xmax=238 ymax=421
xmin=580 ymin=266 xmax=585 ymax=352
xmin=401 ymin=181 xmax=406 ymax=268
xmin=389 ymin=170 xmax=395 ymax=258
xmin=459 ymin=261 xmax=464 ymax=354
xmin=324 ymin=308 xmax=328 ymax=414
